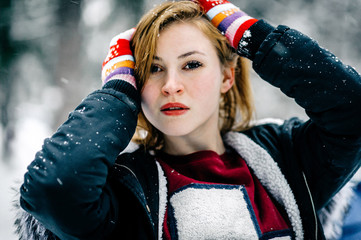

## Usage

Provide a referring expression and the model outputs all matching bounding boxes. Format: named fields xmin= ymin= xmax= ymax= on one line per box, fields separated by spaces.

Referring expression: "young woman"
xmin=16 ymin=0 xmax=361 ymax=239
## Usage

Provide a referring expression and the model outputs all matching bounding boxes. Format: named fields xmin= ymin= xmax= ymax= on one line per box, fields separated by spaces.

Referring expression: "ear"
xmin=220 ymin=66 xmax=235 ymax=94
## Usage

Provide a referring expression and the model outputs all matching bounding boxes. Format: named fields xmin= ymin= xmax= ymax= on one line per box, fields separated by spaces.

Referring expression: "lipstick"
xmin=160 ymin=102 xmax=190 ymax=116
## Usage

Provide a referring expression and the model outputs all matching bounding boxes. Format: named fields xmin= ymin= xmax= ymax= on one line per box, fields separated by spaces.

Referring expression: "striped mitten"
xmin=196 ymin=0 xmax=258 ymax=51
xmin=101 ymin=28 xmax=137 ymax=89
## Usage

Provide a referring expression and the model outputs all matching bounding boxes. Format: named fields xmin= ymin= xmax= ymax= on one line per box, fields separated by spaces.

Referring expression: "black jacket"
xmin=17 ymin=20 xmax=361 ymax=239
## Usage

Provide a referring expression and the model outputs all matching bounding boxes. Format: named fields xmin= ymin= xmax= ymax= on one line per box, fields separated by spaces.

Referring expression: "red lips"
xmin=160 ymin=102 xmax=190 ymax=116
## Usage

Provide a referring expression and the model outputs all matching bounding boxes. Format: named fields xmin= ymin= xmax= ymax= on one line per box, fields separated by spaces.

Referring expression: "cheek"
xmin=141 ymin=83 xmax=158 ymax=112
xmin=187 ymin=72 xmax=222 ymax=114
xmin=192 ymin=71 xmax=222 ymax=97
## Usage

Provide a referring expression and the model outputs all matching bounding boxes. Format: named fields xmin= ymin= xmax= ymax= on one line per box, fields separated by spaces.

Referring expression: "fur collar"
xmin=13 ymin=189 xmax=58 ymax=240
xmin=319 ymin=170 xmax=361 ymax=240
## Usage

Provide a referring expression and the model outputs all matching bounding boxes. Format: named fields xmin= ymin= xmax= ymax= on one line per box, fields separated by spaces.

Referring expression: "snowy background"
xmin=1 ymin=0 xmax=361 ymax=239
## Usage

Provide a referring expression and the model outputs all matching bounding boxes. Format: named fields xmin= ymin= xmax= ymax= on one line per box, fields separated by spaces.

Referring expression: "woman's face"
xmin=141 ymin=22 xmax=234 ymax=138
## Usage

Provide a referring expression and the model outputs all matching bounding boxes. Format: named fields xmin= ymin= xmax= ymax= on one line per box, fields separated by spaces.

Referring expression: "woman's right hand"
xmin=101 ymin=28 xmax=137 ymax=89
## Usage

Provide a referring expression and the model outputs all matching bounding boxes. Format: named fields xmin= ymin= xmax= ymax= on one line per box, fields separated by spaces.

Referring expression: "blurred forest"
xmin=0 ymin=0 xmax=361 ymax=239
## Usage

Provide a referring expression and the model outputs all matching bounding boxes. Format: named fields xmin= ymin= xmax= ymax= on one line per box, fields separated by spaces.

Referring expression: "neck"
xmin=162 ymin=129 xmax=225 ymax=156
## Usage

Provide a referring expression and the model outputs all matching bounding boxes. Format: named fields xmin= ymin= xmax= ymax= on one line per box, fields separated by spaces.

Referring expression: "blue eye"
xmin=150 ymin=64 xmax=162 ymax=73
xmin=184 ymin=61 xmax=202 ymax=70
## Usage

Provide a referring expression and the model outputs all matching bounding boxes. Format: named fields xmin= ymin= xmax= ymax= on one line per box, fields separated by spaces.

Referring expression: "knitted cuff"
xmin=102 ymin=80 xmax=140 ymax=106
xmin=236 ymin=19 xmax=275 ymax=60
xmin=200 ymin=0 xmax=258 ymax=49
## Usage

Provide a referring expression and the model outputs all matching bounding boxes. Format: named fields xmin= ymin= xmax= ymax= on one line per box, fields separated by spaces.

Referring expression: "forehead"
xmin=156 ymin=22 xmax=217 ymax=57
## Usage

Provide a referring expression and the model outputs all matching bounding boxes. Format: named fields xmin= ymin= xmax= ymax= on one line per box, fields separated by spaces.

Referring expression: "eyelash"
xmin=184 ymin=60 xmax=203 ymax=70
xmin=150 ymin=64 xmax=162 ymax=74
xmin=150 ymin=60 xmax=203 ymax=74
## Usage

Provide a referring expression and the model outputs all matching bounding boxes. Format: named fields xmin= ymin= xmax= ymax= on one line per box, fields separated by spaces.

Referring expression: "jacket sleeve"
xmin=243 ymin=20 xmax=361 ymax=209
xmin=19 ymin=80 xmax=140 ymax=239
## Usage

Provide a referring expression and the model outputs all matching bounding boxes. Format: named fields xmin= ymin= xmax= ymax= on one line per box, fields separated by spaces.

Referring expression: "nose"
xmin=161 ymin=72 xmax=184 ymax=96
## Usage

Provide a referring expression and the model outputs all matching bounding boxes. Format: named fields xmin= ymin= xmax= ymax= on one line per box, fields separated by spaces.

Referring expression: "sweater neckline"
xmin=155 ymin=149 xmax=233 ymax=165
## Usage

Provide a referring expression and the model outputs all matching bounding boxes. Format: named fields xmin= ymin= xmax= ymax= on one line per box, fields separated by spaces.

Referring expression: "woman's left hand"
xmin=192 ymin=0 xmax=258 ymax=49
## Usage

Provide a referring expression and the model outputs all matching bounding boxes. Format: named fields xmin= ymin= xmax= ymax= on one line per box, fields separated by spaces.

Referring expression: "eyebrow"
xmin=178 ymin=51 xmax=205 ymax=59
xmin=154 ymin=51 xmax=205 ymax=61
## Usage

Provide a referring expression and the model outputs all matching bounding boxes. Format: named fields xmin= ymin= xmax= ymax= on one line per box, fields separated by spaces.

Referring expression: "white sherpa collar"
xmin=155 ymin=161 xmax=168 ymax=240
xmin=223 ymin=131 xmax=304 ymax=240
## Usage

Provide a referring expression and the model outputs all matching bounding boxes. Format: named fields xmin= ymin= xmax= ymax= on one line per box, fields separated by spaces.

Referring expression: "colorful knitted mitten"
xmin=196 ymin=0 xmax=258 ymax=50
xmin=101 ymin=28 xmax=137 ymax=89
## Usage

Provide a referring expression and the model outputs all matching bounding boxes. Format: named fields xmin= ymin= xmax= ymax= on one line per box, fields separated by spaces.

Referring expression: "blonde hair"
xmin=131 ymin=1 xmax=254 ymax=149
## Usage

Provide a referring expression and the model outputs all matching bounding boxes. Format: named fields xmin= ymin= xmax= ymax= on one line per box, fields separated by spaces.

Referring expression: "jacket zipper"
xmin=302 ymin=171 xmax=318 ymax=239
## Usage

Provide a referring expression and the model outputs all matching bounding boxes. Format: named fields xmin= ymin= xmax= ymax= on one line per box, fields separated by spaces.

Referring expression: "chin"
xmin=157 ymin=125 xmax=193 ymax=137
